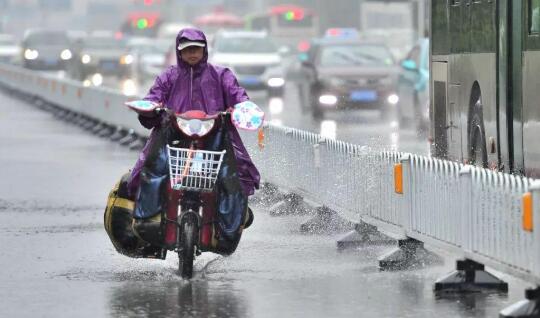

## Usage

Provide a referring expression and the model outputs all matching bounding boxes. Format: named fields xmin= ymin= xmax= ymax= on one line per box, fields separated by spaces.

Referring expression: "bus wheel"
xmin=469 ymin=114 xmax=488 ymax=168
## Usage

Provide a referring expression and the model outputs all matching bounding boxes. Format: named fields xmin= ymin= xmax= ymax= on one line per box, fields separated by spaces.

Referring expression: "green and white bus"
xmin=431 ymin=0 xmax=540 ymax=177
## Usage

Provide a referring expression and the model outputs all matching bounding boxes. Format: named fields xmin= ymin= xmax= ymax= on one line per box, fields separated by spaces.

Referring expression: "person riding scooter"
xmin=128 ymin=28 xmax=259 ymax=250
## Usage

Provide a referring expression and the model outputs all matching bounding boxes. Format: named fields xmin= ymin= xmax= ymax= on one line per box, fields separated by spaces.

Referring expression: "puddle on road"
xmin=0 ymin=198 xmax=101 ymax=214
xmin=55 ymin=253 xmax=225 ymax=283
xmin=2 ymin=223 xmax=102 ymax=236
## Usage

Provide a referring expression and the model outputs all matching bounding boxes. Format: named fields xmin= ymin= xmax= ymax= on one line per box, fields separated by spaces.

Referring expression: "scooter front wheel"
xmin=178 ymin=213 xmax=198 ymax=278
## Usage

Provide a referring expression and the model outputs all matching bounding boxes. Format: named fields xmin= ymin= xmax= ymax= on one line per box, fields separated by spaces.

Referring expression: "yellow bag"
xmin=104 ymin=173 xmax=165 ymax=259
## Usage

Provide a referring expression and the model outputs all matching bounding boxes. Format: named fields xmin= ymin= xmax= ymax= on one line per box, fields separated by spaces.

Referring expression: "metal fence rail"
xmin=244 ymin=124 xmax=540 ymax=283
xmin=0 ymin=64 xmax=148 ymax=137
xmin=1 ymin=63 xmax=540 ymax=285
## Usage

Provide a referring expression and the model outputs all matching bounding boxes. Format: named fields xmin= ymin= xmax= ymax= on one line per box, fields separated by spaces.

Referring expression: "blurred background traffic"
xmin=0 ymin=0 xmax=429 ymax=154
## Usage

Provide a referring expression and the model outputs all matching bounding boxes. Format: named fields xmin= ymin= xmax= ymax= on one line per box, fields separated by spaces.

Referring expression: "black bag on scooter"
xmin=104 ymin=172 xmax=166 ymax=259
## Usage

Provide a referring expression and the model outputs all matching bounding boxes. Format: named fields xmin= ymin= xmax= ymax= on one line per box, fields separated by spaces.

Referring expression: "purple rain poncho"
xmin=128 ymin=28 xmax=260 ymax=196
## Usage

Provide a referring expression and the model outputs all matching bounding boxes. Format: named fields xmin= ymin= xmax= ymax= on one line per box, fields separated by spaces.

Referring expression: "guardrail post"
xmin=459 ymin=166 xmax=472 ymax=251
xmin=434 ymin=166 xmax=507 ymax=293
xmin=379 ymin=154 xmax=435 ymax=270
xmin=400 ymin=154 xmax=412 ymax=232
xmin=531 ymin=181 xmax=540 ymax=278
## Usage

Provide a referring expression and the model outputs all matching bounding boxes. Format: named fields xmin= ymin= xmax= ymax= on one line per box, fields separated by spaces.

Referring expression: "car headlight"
xmin=91 ymin=73 xmax=103 ymax=86
xmin=319 ymin=94 xmax=338 ymax=106
xmin=387 ymin=94 xmax=399 ymax=105
xmin=24 ymin=49 xmax=39 ymax=60
xmin=267 ymin=77 xmax=285 ymax=87
xmin=122 ymin=79 xmax=137 ymax=96
xmin=61 ymin=49 xmax=72 ymax=60
xmin=176 ymin=117 xmax=216 ymax=138
xmin=120 ymin=54 xmax=134 ymax=65
xmin=81 ymin=54 xmax=91 ymax=64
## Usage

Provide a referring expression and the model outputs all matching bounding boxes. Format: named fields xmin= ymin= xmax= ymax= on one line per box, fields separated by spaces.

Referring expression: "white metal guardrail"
xmin=1 ymin=63 xmax=540 ymax=286
xmin=0 ymin=64 xmax=149 ymax=137
xmin=242 ymin=124 xmax=540 ymax=284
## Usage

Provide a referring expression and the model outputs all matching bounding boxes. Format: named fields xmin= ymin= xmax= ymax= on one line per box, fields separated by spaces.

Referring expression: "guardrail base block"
xmin=97 ymin=126 xmax=114 ymax=138
xmin=110 ymin=127 xmax=127 ymax=142
xmin=74 ymin=115 xmax=90 ymax=127
xmin=434 ymin=259 xmax=508 ymax=293
xmin=500 ymin=287 xmax=540 ymax=317
xmin=300 ymin=206 xmax=354 ymax=234
xmin=379 ymin=238 xmax=437 ymax=270
xmin=63 ymin=111 xmax=78 ymax=123
xmin=129 ymin=137 xmax=147 ymax=150
xmin=269 ymin=192 xmax=311 ymax=216
xmin=32 ymin=98 xmax=49 ymax=111
xmin=119 ymin=129 xmax=137 ymax=146
xmin=91 ymin=123 xmax=107 ymax=135
xmin=337 ymin=222 xmax=394 ymax=250
xmin=82 ymin=119 xmax=98 ymax=131
xmin=250 ymin=182 xmax=284 ymax=207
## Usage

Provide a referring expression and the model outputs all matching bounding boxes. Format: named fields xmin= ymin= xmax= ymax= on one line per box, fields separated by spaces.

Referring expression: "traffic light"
xmin=129 ymin=13 xmax=159 ymax=29
xmin=137 ymin=18 xmax=149 ymax=29
xmin=283 ymin=9 xmax=304 ymax=21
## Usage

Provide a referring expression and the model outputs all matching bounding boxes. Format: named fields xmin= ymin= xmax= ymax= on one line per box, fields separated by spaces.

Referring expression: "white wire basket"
xmin=167 ymin=145 xmax=226 ymax=192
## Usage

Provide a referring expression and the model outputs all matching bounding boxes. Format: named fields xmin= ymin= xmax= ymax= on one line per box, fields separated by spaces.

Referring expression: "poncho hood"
xmin=175 ymin=28 xmax=208 ymax=71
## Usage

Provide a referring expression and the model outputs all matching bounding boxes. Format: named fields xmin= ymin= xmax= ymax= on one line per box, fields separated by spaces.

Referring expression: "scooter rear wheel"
xmin=178 ymin=214 xmax=197 ymax=278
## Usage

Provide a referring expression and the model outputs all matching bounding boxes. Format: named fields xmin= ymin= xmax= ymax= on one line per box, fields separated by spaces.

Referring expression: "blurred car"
xmin=157 ymin=23 xmax=193 ymax=40
xmin=127 ymin=37 xmax=169 ymax=83
xmin=397 ymin=37 xmax=429 ymax=132
xmin=297 ymin=38 xmax=400 ymax=119
xmin=0 ymin=34 xmax=21 ymax=64
xmin=21 ymin=29 xmax=72 ymax=70
xmin=67 ymin=33 xmax=132 ymax=83
xmin=209 ymin=30 xmax=286 ymax=96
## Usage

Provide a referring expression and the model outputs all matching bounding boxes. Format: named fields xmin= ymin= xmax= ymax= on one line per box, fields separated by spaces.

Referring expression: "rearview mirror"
xmin=125 ymin=100 xmax=160 ymax=116
xmin=401 ymin=59 xmax=418 ymax=71
xmin=231 ymin=101 xmax=265 ymax=131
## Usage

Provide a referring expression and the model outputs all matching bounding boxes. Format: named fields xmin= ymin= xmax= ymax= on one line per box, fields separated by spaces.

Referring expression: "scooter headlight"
xmin=176 ymin=117 xmax=215 ymax=137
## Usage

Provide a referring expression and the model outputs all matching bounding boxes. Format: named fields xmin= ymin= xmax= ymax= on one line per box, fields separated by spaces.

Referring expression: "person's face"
xmin=180 ymin=46 xmax=204 ymax=66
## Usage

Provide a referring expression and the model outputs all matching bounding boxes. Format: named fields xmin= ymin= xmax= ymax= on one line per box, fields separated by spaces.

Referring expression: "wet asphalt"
xmin=0 ymin=86 xmax=532 ymax=318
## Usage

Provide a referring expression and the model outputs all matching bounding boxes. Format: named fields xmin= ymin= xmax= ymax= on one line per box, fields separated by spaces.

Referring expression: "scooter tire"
xmin=178 ymin=214 xmax=197 ymax=279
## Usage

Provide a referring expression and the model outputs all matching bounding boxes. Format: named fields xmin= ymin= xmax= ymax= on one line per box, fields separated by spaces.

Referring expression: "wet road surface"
xmin=0 ymin=87 xmax=530 ymax=317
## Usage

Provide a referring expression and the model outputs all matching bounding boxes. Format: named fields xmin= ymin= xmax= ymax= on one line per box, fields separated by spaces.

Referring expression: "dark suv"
xmin=21 ymin=30 xmax=71 ymax=70
xmin=67 ymin=34 xmax=132 ymax=81
xmin=297 ymin=38 xmax=400 ymax=119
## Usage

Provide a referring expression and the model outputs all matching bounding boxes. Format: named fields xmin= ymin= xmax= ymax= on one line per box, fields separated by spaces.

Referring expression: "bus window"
xmin=530 ymin=0 xmax=540 ymax=34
